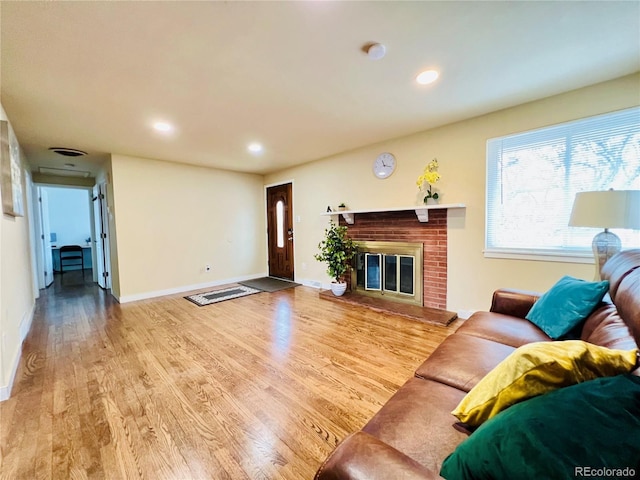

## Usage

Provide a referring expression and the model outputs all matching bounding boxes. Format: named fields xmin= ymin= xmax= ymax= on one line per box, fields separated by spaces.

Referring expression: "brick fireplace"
xmin=340 ymin=209 xmax=447 ymax=309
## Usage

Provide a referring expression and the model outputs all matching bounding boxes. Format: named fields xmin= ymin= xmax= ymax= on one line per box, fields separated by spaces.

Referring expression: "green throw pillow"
xmin=440 ymin=374 xmax=640 ymax=480
xmin=525 ymin=275 xmax=609 ymax=339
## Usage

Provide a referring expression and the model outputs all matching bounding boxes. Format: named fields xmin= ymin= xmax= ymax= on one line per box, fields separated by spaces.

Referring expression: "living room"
xmin=1 ymin=1 xmax=639 ymax=478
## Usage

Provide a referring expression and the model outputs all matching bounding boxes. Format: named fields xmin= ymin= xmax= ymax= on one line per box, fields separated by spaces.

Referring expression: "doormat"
xmin=184 ymin=285 xmax=261 ymax=306
xmin=239 ymin=277 xmax=301 ymax=293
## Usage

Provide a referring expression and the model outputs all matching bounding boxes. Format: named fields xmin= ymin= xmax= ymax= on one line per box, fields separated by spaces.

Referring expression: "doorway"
xmin=31 ymin=183 xmax=111 ymax=291
xmin=266 ymin=183 xmax=294 ymax=280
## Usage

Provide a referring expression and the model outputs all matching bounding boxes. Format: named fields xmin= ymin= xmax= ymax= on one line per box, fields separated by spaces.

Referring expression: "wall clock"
xmin=373 ymin=152 xmax=396 ymax=179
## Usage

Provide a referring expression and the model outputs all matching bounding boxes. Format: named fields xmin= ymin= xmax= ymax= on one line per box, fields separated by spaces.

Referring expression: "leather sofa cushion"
xmin=601 ymin=249 xmax=640 ymax=301
xmin=314 ymin=431 xmax=440 ymax=480
xmin=362 ymin=377 xmax=468 ymax=474
xmin=456 ymin=311 xmax=551 ymax=347
xmin=489 ymin=288 xmax=539 ymax=319
xmin=581 ymin=303 xmax=638 ymax=351
xmin=615 ymin=269 xmax=640 ymax=346
xmin=415 ymin=334 xmax=515 ymax=392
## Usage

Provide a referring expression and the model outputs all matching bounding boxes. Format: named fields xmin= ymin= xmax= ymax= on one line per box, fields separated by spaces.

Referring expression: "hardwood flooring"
xmin=0 ymin=271 xmax=460 ymax=479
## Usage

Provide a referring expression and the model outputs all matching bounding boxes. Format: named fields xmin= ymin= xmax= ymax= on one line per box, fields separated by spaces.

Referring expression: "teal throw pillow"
xmin=525 ymin=275 xmax=609 ymax=339
xmin=440 ymin=374 xmax=640 ymax=480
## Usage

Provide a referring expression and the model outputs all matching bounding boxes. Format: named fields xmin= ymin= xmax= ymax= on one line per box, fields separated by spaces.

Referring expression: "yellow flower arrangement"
xmin=416 ymin=158 xmax=441 ymax=202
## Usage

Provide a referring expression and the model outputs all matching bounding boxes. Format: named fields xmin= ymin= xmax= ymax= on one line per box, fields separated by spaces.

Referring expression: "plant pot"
xmin=330 ymin=281 xmax=347 ymax=296
xmin=425 ymin=197 xmax=439 ymax=205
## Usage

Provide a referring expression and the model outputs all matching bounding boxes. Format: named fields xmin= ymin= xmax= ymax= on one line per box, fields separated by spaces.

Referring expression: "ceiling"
xmin=2 ymin=1 xmax=639 ymax=177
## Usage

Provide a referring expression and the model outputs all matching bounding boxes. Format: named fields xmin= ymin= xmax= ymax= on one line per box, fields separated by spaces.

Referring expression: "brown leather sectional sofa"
xmin=315 ymin=249 xmax=640 ymax=480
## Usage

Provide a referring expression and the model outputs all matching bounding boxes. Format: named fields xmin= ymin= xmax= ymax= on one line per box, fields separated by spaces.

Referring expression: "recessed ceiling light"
xmin=153 ymin=121 xmax=173 ymax=133
xmin=416 ymin=70 xmax=440 ymax=85
xmin=248 ymin=142 xmax=263 ymax=153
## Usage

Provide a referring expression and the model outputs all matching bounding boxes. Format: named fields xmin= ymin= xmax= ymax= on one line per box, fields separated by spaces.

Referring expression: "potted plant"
xmin=338 ymin=202 xmax=347 ymax=211
xmin=314 ymin=220 xmax=355 ymax=296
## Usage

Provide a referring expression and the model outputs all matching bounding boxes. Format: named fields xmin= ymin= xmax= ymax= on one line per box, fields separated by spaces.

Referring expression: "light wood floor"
xmin=0 ymin=271 xmax=460 ymax=479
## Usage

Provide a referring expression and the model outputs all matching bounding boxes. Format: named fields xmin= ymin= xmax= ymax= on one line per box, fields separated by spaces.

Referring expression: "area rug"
xmin=239 ymin=277 xmax=301 ymax=293
xmin=184 ymin=285 xmax=261 ymax=306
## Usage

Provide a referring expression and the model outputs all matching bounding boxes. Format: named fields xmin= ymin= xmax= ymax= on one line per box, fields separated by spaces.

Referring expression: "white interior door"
xmin=38 ymin=187 xmax=54 ymax=287
xmin=92 ymin=184 xmax=106 ymax=289
xmin=101 ymin=183 xmax=112 ymax=289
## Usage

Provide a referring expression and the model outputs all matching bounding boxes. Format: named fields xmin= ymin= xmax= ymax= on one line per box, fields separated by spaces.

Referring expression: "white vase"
xmin=425 ymin=197 xmax=439 ymax=205
xmin=330 ymin=281 xmax=347 ymax=296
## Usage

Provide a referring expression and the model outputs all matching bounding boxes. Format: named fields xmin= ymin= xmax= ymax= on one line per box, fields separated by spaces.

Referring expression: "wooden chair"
xmin=59 ymin=245 xmax=84 ymax=276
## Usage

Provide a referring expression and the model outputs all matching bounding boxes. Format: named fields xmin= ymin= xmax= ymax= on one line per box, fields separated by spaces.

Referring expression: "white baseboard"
xmin=115 ymin=272 xmax=269 ymax=303
xmin=19 ymin=304 xmax=35 ymax=340
xmin=298 ymin=278 xmax=325 ymax=289
xmin=0 ymin=303 xmax=36 ymax=402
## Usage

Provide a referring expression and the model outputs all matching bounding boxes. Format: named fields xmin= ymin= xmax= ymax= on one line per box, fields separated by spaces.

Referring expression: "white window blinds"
xmin=486 ymin=107 xmax=640 ymax=259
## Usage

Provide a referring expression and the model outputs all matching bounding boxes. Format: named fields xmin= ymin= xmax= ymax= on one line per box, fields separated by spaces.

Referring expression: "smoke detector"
xmin=48 ymin=147 xmax=87 ymax=157
xmin=364 ymin=42 xmax=386 ymax=60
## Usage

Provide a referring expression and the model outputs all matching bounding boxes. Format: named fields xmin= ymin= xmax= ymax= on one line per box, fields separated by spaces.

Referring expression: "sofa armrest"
xmin=490 ymin=288 xmax=540 ymax=319
xmin=315 ymin=432 xmax=441 ymax=480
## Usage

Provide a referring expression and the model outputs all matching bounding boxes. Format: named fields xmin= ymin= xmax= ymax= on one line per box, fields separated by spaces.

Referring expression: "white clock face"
xmin=373 ymin=153 xmax=396 ymax=179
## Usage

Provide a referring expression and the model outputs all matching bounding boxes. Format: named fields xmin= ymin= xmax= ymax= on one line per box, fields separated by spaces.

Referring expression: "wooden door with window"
xmin=267 ymin=183 xmax=294 ymax=280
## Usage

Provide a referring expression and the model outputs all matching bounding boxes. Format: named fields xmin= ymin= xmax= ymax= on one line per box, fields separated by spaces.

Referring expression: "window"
xmin=276 ymin=200 xmax=285 ymax=248
xmin=486 ymin=107 xmax=640 ymax=261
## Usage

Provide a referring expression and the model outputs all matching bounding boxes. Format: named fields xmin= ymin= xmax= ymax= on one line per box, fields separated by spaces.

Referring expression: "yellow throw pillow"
xmin=452 ymin=340 xmax=638 ymax=428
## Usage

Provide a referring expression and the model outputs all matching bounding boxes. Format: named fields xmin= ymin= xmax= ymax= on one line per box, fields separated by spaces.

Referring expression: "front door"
xmin=266 ymin=183 xmax=294 ymax=280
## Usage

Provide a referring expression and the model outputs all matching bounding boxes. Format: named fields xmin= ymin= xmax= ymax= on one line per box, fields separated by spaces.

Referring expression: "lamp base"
xmin=592 ymin=229 xmax=621 ymax=280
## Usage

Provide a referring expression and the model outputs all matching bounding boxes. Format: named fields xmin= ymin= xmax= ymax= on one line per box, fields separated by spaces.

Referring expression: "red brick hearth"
xmin=340 ymin=209 xmax=447 ymax=309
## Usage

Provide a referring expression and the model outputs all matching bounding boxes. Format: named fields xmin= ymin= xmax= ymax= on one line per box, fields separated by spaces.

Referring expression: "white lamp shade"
xmin=569 ymin=190 xmax=640 ymax=230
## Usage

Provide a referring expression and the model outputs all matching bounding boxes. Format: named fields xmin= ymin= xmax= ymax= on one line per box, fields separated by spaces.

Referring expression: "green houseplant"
xmin=314 ymin=220 xmax=355 ymax=296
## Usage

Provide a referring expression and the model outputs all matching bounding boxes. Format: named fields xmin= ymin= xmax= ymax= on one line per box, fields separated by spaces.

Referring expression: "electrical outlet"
xmin=205 ymin=264 xmax=211 ymax=272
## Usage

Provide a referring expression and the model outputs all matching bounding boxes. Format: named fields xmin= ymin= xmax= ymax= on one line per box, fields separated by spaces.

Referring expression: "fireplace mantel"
xmin=321 ymin=203 xmax=465 ymax=224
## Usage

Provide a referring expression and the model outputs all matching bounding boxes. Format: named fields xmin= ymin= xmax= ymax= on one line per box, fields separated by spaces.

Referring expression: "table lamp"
xmin=569 ymin=189 xmax=640 ymax=279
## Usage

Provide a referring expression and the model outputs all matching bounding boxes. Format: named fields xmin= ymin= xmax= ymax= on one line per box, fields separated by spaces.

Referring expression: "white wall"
xmin=264 ymin=73 xmax=640 ymax=315
xmin=0 ymin=103 xmax=37 ymax=401
xmin=109 ymin=154 xmax=266 ymax=302
xmin=43 ymin=186 xmax=92 ymax=247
